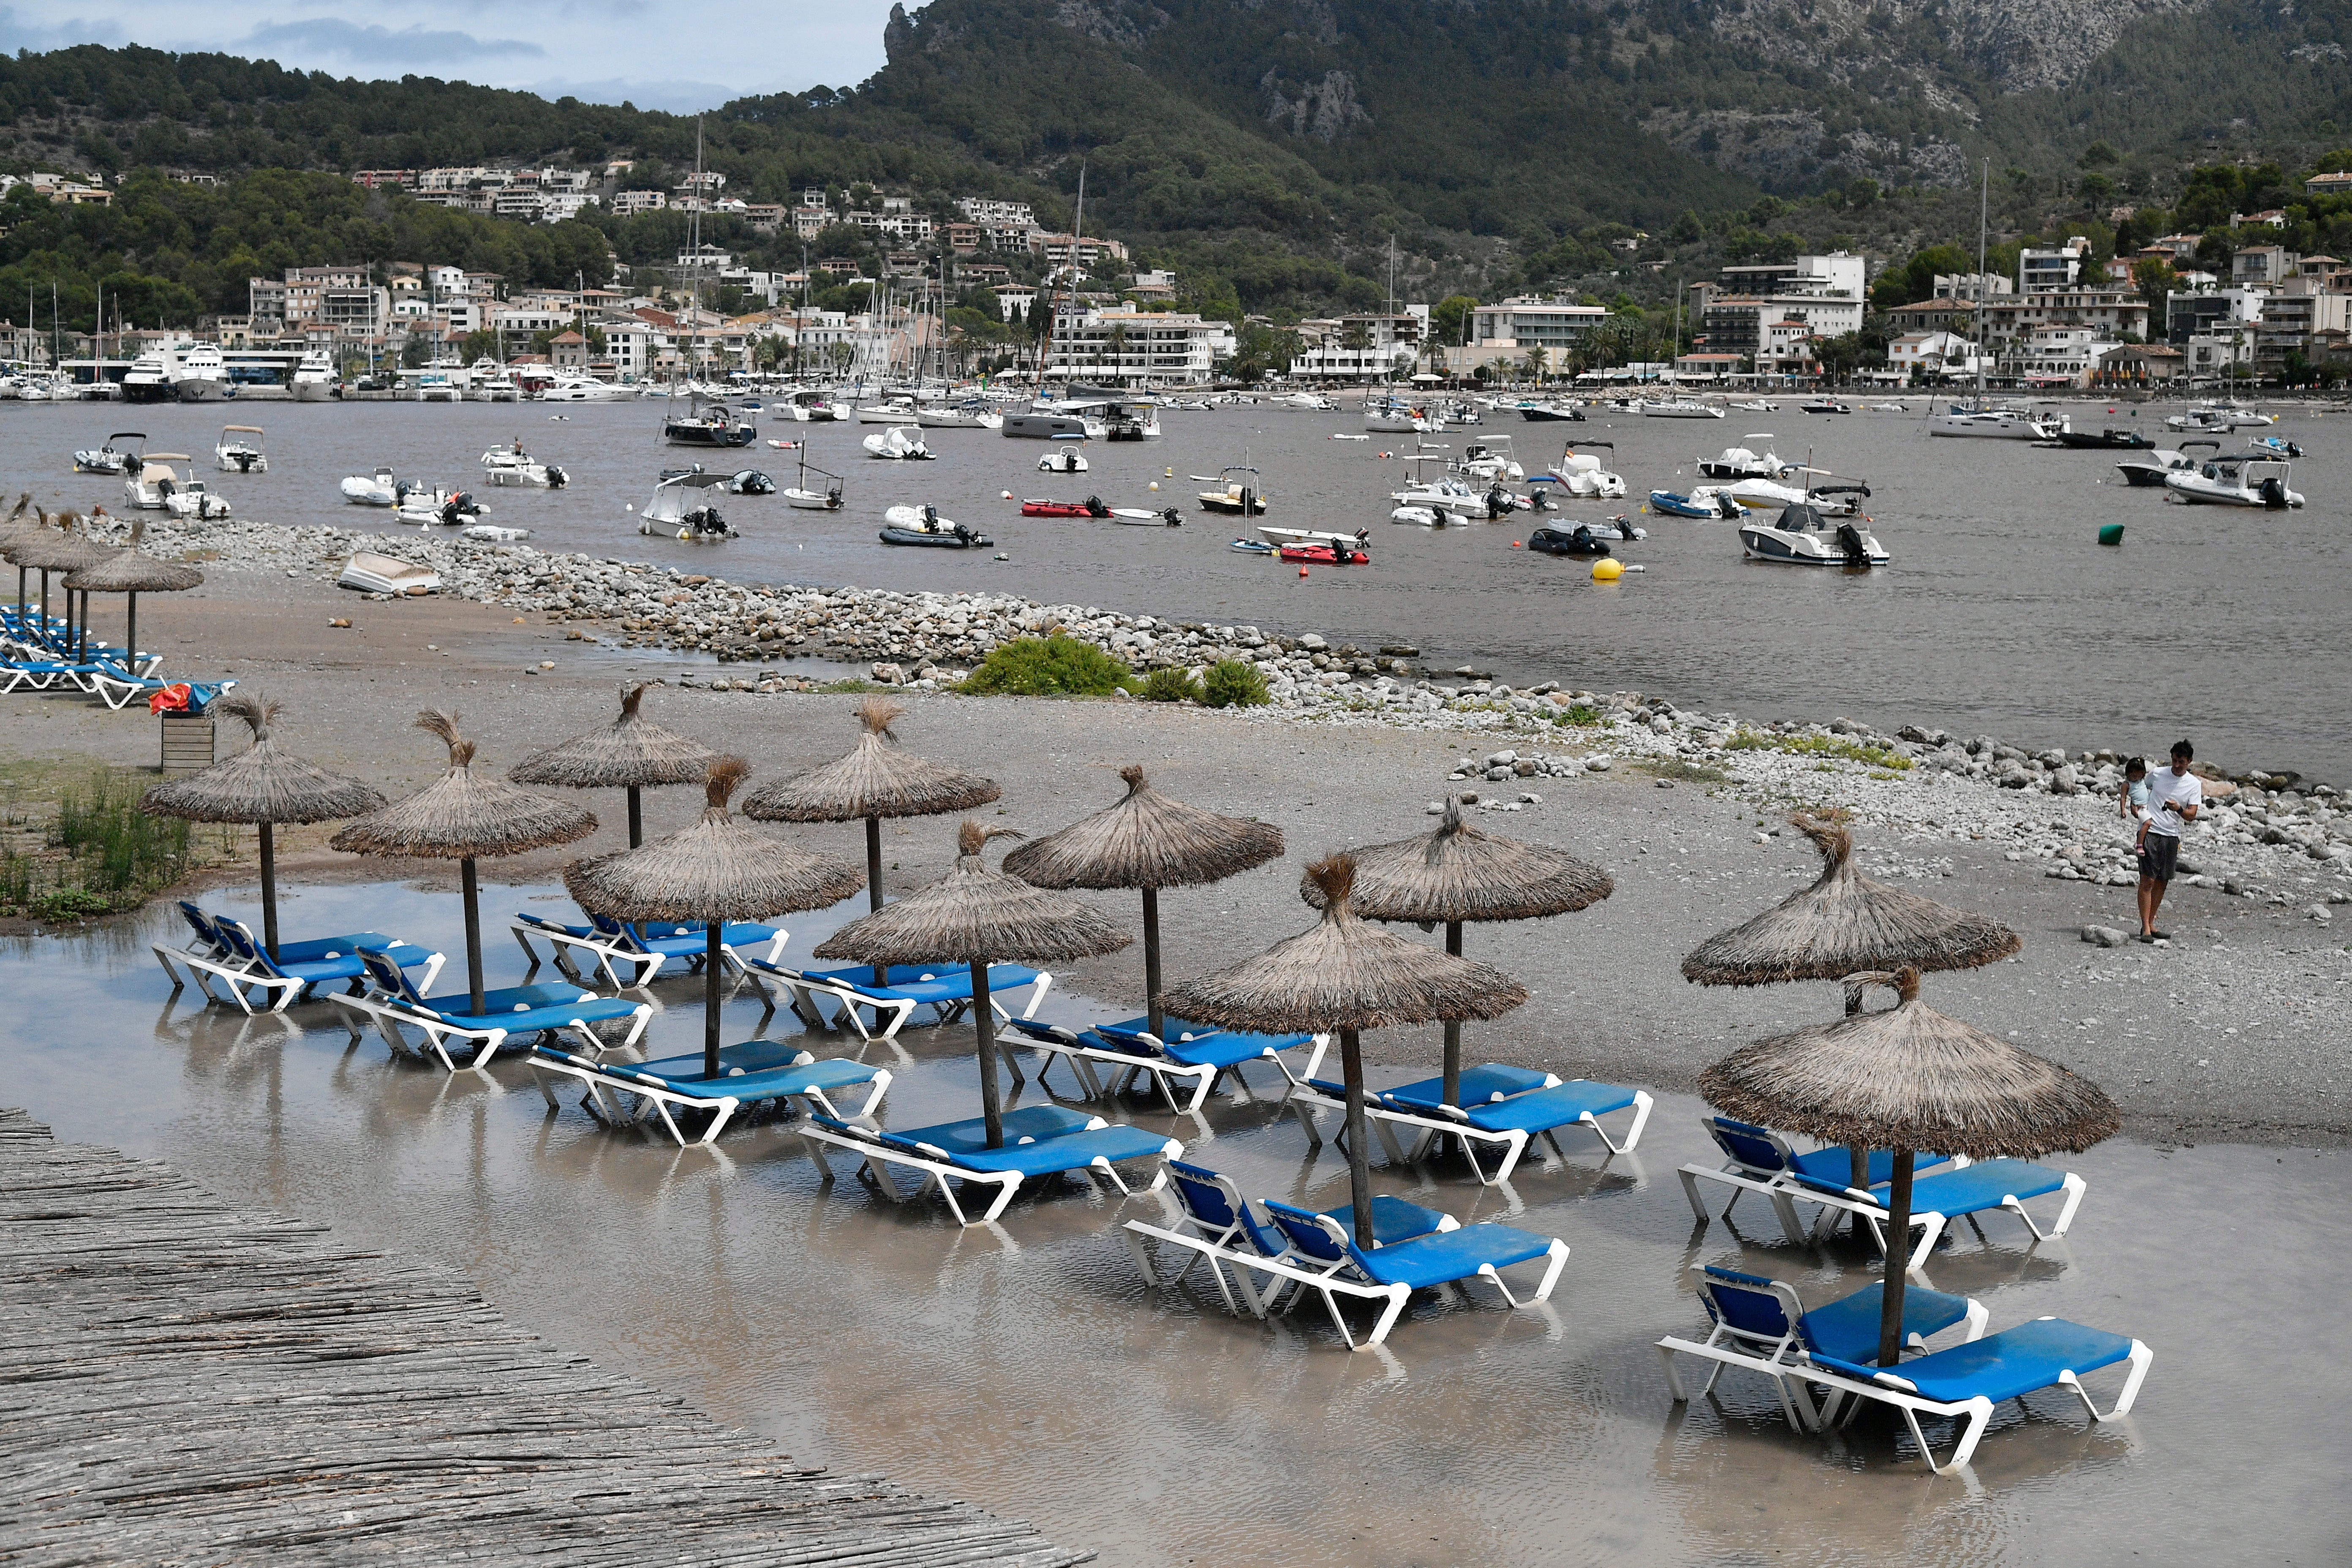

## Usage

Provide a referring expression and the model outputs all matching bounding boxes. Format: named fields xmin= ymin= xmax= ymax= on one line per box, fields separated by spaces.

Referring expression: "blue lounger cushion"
xmin=1325 ymin=1195 xmax=1456 ymax=1247
xmin=268 ymin=946 xmax=434 ymax=983
xmin=1349 ymin=1223 xmax=1560 ymax=1290
xmin=1812 ymin=1318 xmax=2137 ymax=1405
xmin=802 ymin=963 xmax=1042 ymax=1003
xmin=935 ymin=1124 xmax=1174 ymax=1176
xmin=1381 ymin=1063 xmax=1555 ymax=1105
xmin=1793 ymin=1281 xmax=1979 ymax=1364
xmin=600 ymin=1057 xmax=880 ymax=1104
xmin=409 ymin=985 xmax=641 ymax=1029
xmin=628 ymin=920 xmax=778 ymax=955
xmin=1794 ymin=1156 xmax=2069 ymax=1210
xmin=1094 ymin=1017 xmax=1317 ymax=1070
xmin=1385 ymin=1078 xmax=1639 ymax=1132
xmin=888 ymin=1104 xmax=1099 ymax=1154
xmin=630 ymin=1039 xmax=820 ymax=1078
xmin=272 ymin=931 xmax=413 ymax=966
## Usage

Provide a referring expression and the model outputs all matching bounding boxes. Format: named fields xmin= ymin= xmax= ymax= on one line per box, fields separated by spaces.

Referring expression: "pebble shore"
xmin=95 ymin=511 xmax=2352 ymax=936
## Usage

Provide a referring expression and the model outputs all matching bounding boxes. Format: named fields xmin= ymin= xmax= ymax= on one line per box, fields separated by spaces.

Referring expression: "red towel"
xmin=148 ymin=682 xmax=193 ymax=715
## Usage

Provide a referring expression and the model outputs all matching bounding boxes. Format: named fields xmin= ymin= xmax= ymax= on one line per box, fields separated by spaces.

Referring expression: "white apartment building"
xmin=1888 ymin=329 xmax=1983 ymax=380
xmin=1472 ymin=296 xmax=1609 ymax=352
xmin=2004 ymin=324 xmax=2118 ymax=385
xmin=1979 ymin=289 xmax=2149 ymax=347
xmin=958 ymin=197 xmax=1035 ymax=227
xmin=1288 ymin=311 xmax=1426 ymax=381
xmin=610 ymin=190 xmax=668 ymax=216
xmin=1043 ymin=308 xmax=1224 ymax=387
xmin=2019 ymin=237 xmax=2092 ymax=293
xmin=1932 ymin=271 xmax=2014 ymax=300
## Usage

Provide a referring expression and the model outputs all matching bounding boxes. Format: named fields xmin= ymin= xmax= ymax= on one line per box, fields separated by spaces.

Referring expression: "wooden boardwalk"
xmin=0 ymin=1109 xmax=1088 ymax=1566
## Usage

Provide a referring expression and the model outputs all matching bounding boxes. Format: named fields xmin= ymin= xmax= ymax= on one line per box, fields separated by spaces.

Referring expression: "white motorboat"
xmin=459 ymin=524 xmax=531 ymax=542
xmin=171 ymin=345 xmax=233 ymax=403
xmin=1364 ymin=395 xmax=1432 ymax=433
xmin=1697 ymin=435 xmax=1789 ymax=481
xmin=863 ymin=425 xmax=934 ymax=460
xmin=635 ymin=471 xmax=735 ymax=539
xmin=855 ymin=397 xmax=920 ymax=424
xmin=1037 ymin=445 xmax=1089 ymax=474
xmin=479 ymin=441 xmax=567 ymax=487
xmin=1198 ymin=464 xmax=1268 ymax=516
xmin=73 ymin=431 xmax=142 ymax=475
xmin=1930 ymin=404 xmax=2059 ymax=440
xmin=215 ymin=425 xmax=268 ymax=474
xmin=541 ymin=372 xmax=637 ymax=403
xmin=1002 ymin=400 xmax=1107 ymax=439
xmin=392 ymin=485 xmax=485 ymax=527
xmin=1104 ymin=402 xmax=1161 ymax=441
xmin=2166 ymin=403 xmax=2274 ymax=433
xmin=340 ymin=467 xmax=399 ymax=506
xmin=124 ymin=454 xmax=196 ymax=510
xmin=1639 ymin=396 xmax=1722 ymax=419
xmin=119 ymin=343 xmax=177 ymax=405
xmin=781 ymin=388 xmax=844 ymax=422
xmin=290 ymin=349 xmax=336 ymax=402
xmin=2164 ymin=451 xmax=2303 ymax=508
xmin=1270 ymin=391 xmax=1336 ymax=411
xmin=337 ymin=551 xmax=440 ymax=594
xmin=468 ymin=362 xmax=520 ymax=401
xmin=2115 ymin=439 xmax=2221 ymax=487
xmin=1730 ymin=399 xmax=1778 ymax=412
xmin=163 ymin=479 xmax=232 ymax=520
xmin=1739 ymin=503 xmax=1888 ymax=566
xmin=1455 ymin=438 xmax=1523 ymax=482
xmin=915 ymin=401 xmax=1004 ymax=429
xmin=1389 ymin=455 xmax=1489 ymax=523
xmin=881 ymin=504 xmax=993 ymax=548
xmin=1532 ymin=442 xmax=1627 ymax=500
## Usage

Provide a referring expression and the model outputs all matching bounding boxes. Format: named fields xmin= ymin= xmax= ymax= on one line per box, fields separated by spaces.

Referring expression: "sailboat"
xmin=1931 ymin=163 xmax=2057 ymax=441
xmin=781 ymin=449 xmax=845 ymax=510
xmin=1642 ymin=286 xmax=1721 ymax=417
xmin=662 ymin=119 xmax=756 ymax=448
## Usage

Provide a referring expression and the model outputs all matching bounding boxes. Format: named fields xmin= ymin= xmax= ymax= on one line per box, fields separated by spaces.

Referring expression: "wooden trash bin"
xmin=160 ymin=712 xmax=216 ymax=776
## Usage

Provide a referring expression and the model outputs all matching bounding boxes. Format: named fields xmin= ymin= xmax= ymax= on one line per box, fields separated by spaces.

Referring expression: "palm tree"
xmin=1342 ymin=322 xmax=1373 ymax=387
xmin=1523 ymin=346 xmax=1550 ymax=384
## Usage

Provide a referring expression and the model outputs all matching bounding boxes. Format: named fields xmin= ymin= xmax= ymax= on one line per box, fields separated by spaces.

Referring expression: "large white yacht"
xmin=289 ymin=349 xmax=336 ymax=402
xmin=171 ymin=344 xmax=233 ymax=402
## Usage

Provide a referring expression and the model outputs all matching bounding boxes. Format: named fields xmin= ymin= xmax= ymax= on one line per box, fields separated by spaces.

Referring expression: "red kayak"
xmin=1020 ymin=497 xmax=1111 ymax=518
xmin=1277 ymin=542 xmax=1369 ymax=565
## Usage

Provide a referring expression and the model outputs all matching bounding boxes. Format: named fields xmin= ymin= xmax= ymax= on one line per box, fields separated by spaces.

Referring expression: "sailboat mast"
xmin=1042 ymin=164 xmax=1084 ymax=391
xmin=689 ymin=118 xmax=703 ymax=398
xmin=1975 ymin=158 xmax=1989 ymax=410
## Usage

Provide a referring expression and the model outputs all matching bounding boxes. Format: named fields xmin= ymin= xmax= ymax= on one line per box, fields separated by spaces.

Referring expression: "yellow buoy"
xmin=1592 ymin=558 xmax=1624 ymax=582
xmin=1148 ymin=482 xmax=1159 ymax=490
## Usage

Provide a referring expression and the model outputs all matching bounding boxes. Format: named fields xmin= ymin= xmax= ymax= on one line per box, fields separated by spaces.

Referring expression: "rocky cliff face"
xmin=1703 ymin=0 xmax=2213 ymax=94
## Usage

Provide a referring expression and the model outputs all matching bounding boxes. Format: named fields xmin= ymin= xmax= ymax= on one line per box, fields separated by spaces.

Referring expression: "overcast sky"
xmin=0 ymin=2 xmax=904 ymax=112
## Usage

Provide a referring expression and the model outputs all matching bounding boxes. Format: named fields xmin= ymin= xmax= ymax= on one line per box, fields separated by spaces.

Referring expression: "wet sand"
xmin=3 ymin=570 xmax=2349 ymax=1562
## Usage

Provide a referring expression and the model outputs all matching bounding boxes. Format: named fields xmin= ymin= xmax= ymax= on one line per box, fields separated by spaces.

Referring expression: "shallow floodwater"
xmin=2 ymin=395 xmax=2346 ymax=781
xmin=5 ymin=876 xmax=2346 ymax=1565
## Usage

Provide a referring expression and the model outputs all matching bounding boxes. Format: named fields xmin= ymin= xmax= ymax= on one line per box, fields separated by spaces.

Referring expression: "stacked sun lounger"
xmin=512 ymin=907 xmax=789 ymax=989
xmin=745 ymin=957 xmax=1052 ymax=1045
xmin=1000 ymin=1015 xmax=1327 ymax=1113
xmin=531 ymin=1037 xmax=891 ymax=1146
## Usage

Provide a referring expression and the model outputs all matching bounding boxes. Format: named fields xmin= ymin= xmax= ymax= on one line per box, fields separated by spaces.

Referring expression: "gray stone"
xmin=1584 ymin=755 xmax=1613 ymax=772
xmin=1484 ymin=750 xmax=1517 ymax=767
xmin=1296 ymin=633 xmax=1328 ymax=651
xmin=2081 ymin=926 xmax=2131 ymax=947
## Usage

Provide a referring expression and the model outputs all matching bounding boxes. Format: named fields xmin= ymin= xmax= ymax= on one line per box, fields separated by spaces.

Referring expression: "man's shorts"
xmin=2137 ymin=833 xmax=2180 ymax=882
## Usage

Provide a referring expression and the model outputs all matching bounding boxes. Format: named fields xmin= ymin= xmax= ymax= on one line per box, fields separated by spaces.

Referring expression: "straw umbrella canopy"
xmin=811 ymin=819 xmax=1130 ymax=1149
xmin=1002 ymin=765 xmax=1285 ymax=1042
xmin=509 ymin=682 xmax=717 ymax=848
xmin=5 ymin=513 xmax=107 ymax=656
xmin=1302 ymin=794 xmax=1610 ymax=1107
xmin=142 ymin=692 xmax=385 ymax=960
xmin=329 ymin=712 xmax=597 ymax=1014
xmin=564 ymin=757 xmax=865 ymax=1078
xmin=1699 ymin=966 xmax=2117 ymax=1368
xmin=741 ymin=697 xmax=999 ymax=932
xmin=0 ymin=495 xmax=34 ymax=610
xmin=1162 ymin=855 xmax=1529 ymax=1246
xmin=65 ymin=520 xmax=200 ymax=673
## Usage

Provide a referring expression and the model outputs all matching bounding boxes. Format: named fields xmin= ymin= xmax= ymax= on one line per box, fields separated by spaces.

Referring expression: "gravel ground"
xmin=13 ymin=529 xmax=2347 ymax=1145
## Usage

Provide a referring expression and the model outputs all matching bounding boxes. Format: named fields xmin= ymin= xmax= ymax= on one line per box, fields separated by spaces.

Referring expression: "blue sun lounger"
xmin=999 ymin=1015 xmax=1328 ymax=1113
xmin=1802 ymin=1317 xmax=2154 ymax=1473
xmin=1122 ymin=1160 xmax=1459 ymax=1318
xmin=799 ymin=1103 xmax=1180 ymax=1225
xmin=329 ymin=945 xmax=652 ymax=1072
xmin=529 ymin=1038 xmax=891 ymax=1146
xmin=1786 ymin=1157 xmax=2090 ymax=1271
xmin=1658 ymin=1265 xmax=1987 ymax=1432
xmin=152 ymin=909 xmax=442 ymax=1015
xmin=1679 ymin=1116 xmax=1962 ymax=1244
xmin=746 ymin=957 xmax=1051 ymax=1045
xmin=510 ymin=909 xmax=788 ymax=989
xmin=87 ymin=665 xmax=231 ymax=713
xmin=1276 ymin=1060 xmax=1652 ymax=1184
xmin=1254 ymin=1199 xmax=1571 ymax=1351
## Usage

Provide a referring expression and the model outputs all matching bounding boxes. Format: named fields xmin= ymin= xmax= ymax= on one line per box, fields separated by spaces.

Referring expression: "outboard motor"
xmin=544 ymin=464 xmax=568 ymax=488
xmin=1835 ymin=522 xmax=1872 ymax=567
xmin=1085 ymin=495 xmax=1111 ymax=517
xmin=1485 ymin=484 xmax=1511 ymax=520
xmin=921 ymin=504 xmax=941 ymax=529
xmin=1527 ymin=487 xmax=1554 ymax=512
xmin=1717 ymin=492 xmax=1742 ymax=520
xmin=1571 ymin=524 xmax=1607 ymax=557
xmin=2259 ymin=475 xmax=2289 ymax=510
xmin=1161 ymin=507 xmax=1183 ymax=527
xmin=438 ymin=497 xmax=463 ymax=527
xmin=1609 ymin=516 xmax=1637 ymax=540
xmin=157 ymin=476 xmax=176 ymax=500
xmin=952 ymin=522 xmax=976 ymax=544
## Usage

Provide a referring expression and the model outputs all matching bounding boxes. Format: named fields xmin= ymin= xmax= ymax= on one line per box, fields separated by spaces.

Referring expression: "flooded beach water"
xmin=1 ymin=394 xmax=2346 ymax=781
xmin=7 ymin=876 xmax=2347 ymax=1565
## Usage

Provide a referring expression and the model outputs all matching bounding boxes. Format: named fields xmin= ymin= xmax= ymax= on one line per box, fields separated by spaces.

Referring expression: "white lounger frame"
xmin=329 ymin=990 xmax=651 ymax=1073
xmin=152 ymin=937 xmax=444 ymax=1016
xmin=1798 ymin=1322 xmax=2153 ymax=1474
xmin=800 ymin=1116 xmax=1176 ymax=1226
xmin=1273 ymin=1060 xmax=1651 ymax=1185
xmin=529 ymin=1051 xmax=890 ymax=1147
xmin=752 ymin=962 xmax=1053 ymax=1046
xmin=510 ymin=915 xmax=788 ymax=991
xmin=1770 ymin=1169 xmax=2088 ymax=1271
xmin=1004 ymin=1021 xmax=1329 ymax=1114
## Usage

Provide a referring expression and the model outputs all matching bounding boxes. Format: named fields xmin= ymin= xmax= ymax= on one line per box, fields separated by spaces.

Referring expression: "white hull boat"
xmin=1697 ymin=436 xmax=1788 ymax=481
xmin=863 ymin=426 xmax=934 ymax=460
xmin=124 ymin=455 xmax=196 ymax=510
xmin=480 ymin=443 xmax=567 ymax=487
xmin=338 ymin=552 xmax=440 ymax=595
xmin=215 ymin=425 xmax=267 ymax=474
xmin=1640 ymin=397 xmax=1723 ymax=419
xmin=1037 ymin=446 xmax=1089 ymax=474
xmin=1740 ymin=503 xmax=1888 ymax=566
xmin=1930 ymin=406 xmax=2057 ymax=440
xmin=1533 ymin=445 xmax=1627 ymax=500
xmin=2164 ymin=454 xmax=2303 ymax=508
xmin=915 ymin=403 xmax=1004 ymax=429
xmin=341 ymin=468 xmax=399 ymax=506
xmin=163 ymin=481 xmax=231 ymax=520
xmin=2167 ymin=404 xmax=2274 ymax=433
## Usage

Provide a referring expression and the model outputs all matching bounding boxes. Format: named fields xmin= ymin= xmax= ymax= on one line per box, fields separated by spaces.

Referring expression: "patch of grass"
xmin=812 ymin=679 xmax=885 ymax=694
xmin=1137 ymin=667 xmax=1205 ymax=703
xmin=1200 ymin=659 xmax=1271 ymax=709
xmin=1550 ymin=704 xmax=1605 ymax=727
xmin=0 ymin=767 xmax=196 ymax=920
xmin=1867 ymin=768 xmax=1908 ymax=781
xmin=1726 ymin=728 xmax=1912 ymax=770
xmin=1637 ymin=757 xmax=1729 ymax=784
xmin=959 ymin=635 xmax=1132 ymax=697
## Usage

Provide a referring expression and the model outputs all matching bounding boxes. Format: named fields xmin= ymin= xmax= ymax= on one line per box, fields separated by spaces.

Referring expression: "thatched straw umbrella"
xmin=1002 ymin=765 xmax=1284 ymax=1042
xmin=329 ymin=712 xmax=597 ymax=1014
xmin=1162 ymin=855 xmax=1528 ymax=1246
xmin=1699 ymin=966 xmax=2117 ymax=1368
xmin=741 ymin=697 xmax=999 ymax=934
xmin=65 ymin=521 xmax=200 ymax=673
xmin=1682 ymin=810 xmax=2023 ymax=1187
xmin=564 ymin=757 xmax=865 ymax=1078
xmin=509 ymin=682 xmax=717 ymax=848
xmin=1304 ymin=794 xmax=1609 ymax=1108
xmin=812 ymin=820 xmax=1129 ymax=1149
xmin=5 ymin=513 xmax=106 ymax=657
xmin=142 ymin=692 xmax=386 ymax=959
xmin=0 ymin=495 xmax=34 ymax=614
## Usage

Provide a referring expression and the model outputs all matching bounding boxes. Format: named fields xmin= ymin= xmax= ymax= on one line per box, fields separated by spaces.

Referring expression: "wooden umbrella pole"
xmin=1340 ymin=1026 xmax=1374 ymax=1248
xmin=460 ymin=857 xmax=486 ymax=1016
xmin=626 ymin=784 xmax=643 ymax=849
xmin=972 ymin=959 xmax=1004 ymax=1149
xmin=1141 ymin=885 xmax=1163 ymax=1040
xmin=1846 ymin=983 xmax=1869 ymax=1221
xmin=1442 ymin=920 xmax=1465 ymax=1108
xmin=257 ymin=821 xmax=279 ymax=960
xmin=702 ymin=922 xmax=722 ymax=1078
xmin=124 ymin=592 xmax=137 ymax=675
xmin=866 ymin=815 xmax=887 ymax=986
xmin=1876 ymin=1150 xmax=1916 ymax=1370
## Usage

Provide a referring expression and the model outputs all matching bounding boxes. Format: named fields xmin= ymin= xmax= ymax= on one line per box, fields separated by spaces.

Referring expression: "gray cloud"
xmin=525 ymin=75 xmax=746 ymax=114
xmin=238 ymin=19 xmax=544 ymax=68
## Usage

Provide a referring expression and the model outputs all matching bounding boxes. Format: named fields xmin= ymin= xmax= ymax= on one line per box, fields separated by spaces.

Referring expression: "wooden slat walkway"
xmin=0 ymin=1109 xmax=1088 ymax=1567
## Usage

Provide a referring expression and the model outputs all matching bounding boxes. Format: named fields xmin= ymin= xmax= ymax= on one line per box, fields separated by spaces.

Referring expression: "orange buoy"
xmin=1298 ymin=566 xmax=1309 ymax=578
xmin=1511 ymin=540 xmax=1522 ymax=548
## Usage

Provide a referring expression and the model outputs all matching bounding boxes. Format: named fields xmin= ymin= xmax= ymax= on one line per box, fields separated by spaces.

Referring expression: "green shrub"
xmin=960 ymin=635 xmax=1131 ymax=697
xmin=1138 ymin=667 xmax=1204 ymax=703
xmin=1550 ymin=704 xmax=1603 ymax=727
xmin=52 ymin=768 xmax=191 ymax=898
xmin=1725 ymin=728 xmax=1911 ymax=770
xmin=1200 ymin=659 xmax=1271 ymax=709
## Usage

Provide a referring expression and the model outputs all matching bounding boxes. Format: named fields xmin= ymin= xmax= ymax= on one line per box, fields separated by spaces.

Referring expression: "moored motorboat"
xmin=862 ymin=426 xmax=934 ymax=460
xmin=1697 ymin=435 xmax=1789 ymax=480
xmin=163 ymin=479 xmax=232 ymax=520
xmin=915 ymin=400 xmax=1004 ymax=430
xmin=1198 ymin=465 xmax=1267 ymax=515
xmin=1800 ymin=397 xmax=1853 ymax=415
xmin=637 ymin=471 xmax=735 ymax=539
xmin=1526 ymin=523 xmax=1620 ymax=557
xmin=2166 ymin=402 xmax=2274 ymax=432
xmin=1739 ymin=502 xmax=1887 ymax=566
xmin=880 ymin=504 xmax=991 ymax=548
xmin=663 ymin=400 xmax=757 ymax=446
xmin=74 ymin=431 xmax=142 ymax=475
xmin=1649 ymin=488 xmax=1745 ymax=520
xmin=781 ymin=454 xmax=845 ymax=510
xmin=215 ymin=425 xmax=269 ymax=473
xmin=125 ymin=454 xmax=196 ymax=510
xmin=340 ymin=466 xmax=399 ymax=506
xmin=1037 ymin=445 xmax=1089 ymax=474
xmin=479 ymin=441 xmax=566 ymax=487
xmin=1531 ymin=442 xmax=1626 ymax=500
xmin=1021 ymin=496 xmax=1115 ymax=518
xmin=2163 ymin=452 xmax=2303 ymax=508
xmin=2054 ymin=427 xmax=2156 ymax=450
xmin=1640 ymin=396 xmax=1723 ymax=419
xmin=1930 ymin=403 xmax=2056 ymax=439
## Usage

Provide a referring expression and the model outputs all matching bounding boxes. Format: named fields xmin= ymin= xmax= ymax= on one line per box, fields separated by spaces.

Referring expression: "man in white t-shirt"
xmin=2137 ymin=739 xmax=2203 ymax=942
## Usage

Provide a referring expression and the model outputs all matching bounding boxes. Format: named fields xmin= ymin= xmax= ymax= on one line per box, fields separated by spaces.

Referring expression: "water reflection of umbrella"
xmin=564 ymin=757 xmax=864 ymax=1078
xmin=1699 ymin=966 xmax=2117 ymax=1368
xmin=65 ymin=521 xmax=201 ymax=674
xmin=812 ymin=820 xmax=1129 ymax=1149
xmin=1003 ymin=765 xmax=1283 ymax=1040
xmin=142 ymin=692 xmax=385 ymax=959
xmin=1162 ymin=855 xmax=1527 ymax=1246
xmin=4 ymin=513 xmax=105 ymax=656
xmin=508 ymin=682 xmax=716 ymax=848
xmin=1305 ymin=794 xmax=1609 ymax=1106
xmin=329 ymin=712 xmax=596 ymax=1014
